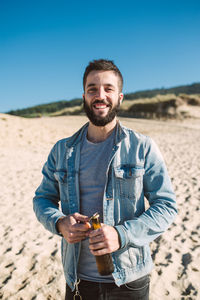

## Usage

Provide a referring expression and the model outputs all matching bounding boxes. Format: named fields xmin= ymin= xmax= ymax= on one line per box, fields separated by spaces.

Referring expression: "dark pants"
xmin=65 ymin=275 xmax=150 ymax=300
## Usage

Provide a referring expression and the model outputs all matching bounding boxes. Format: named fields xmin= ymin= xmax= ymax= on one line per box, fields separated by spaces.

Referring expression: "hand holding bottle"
xmin=89 ymin=223 xmax=120 ymax=256
xmin=89 ymin=213 xmax=120 ymax=275
xmin=56 ymin=212 xmax=91 ymax=244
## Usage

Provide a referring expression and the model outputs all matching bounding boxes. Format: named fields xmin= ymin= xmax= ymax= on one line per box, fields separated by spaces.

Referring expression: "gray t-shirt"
xmin=77 ymin=127 xmax=115 ymax=282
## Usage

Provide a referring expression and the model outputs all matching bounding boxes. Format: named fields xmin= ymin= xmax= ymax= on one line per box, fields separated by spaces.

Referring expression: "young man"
xmin=33 ymin=59 xmax=177 ymax=299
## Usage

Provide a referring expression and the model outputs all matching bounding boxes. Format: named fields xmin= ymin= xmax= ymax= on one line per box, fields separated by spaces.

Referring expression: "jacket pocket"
xmin=114 ymin=165 xmax=144 ymax=200
xmin=112 ymin=246 xmax=144 ymax=269
xmin=128 ymin=246 xmax=143 ymax=267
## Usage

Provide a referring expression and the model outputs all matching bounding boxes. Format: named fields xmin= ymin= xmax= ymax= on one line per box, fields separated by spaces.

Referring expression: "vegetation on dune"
xmin=120 ymin=94 xmax=200 ymax=119
xmin=8 ymin=98 xmax=82 ymax=118
xmin=124 ymin=83 xmax=200 ymax=100
xmin=50 ymin=105 xmax=83 ymax=117
xmin=6 ymin=83 xmax=200 ymax=119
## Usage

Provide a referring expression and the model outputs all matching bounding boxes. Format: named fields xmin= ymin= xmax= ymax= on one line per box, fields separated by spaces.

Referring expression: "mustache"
xmin=92 ymin=100 xmax=111 ymax=106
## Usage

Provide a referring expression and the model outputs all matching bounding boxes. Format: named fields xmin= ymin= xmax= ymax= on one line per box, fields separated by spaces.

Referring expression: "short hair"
xmin=83 ymin=59 xmax=123 ymax=92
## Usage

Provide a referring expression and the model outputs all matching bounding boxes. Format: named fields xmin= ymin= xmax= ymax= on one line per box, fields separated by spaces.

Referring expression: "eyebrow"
xmin=86 ymin=83 xmax=115 ymax=88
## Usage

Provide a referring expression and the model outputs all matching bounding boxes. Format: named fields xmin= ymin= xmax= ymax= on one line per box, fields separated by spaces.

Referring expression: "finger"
xmin=67 ymin=237 xmax=86 ymax=244
xmin=69 ymin=231 xmax=87 ymax=239
xmin=89 ymin=234 xmax=104 ymax=245
xmin=66 ymin=232 xmax=88 ymax=243
xmin=71 ymin=222 xmax=91 ymax=232
xmin=73 ymin=212 xmax=90 ymax=223
xmin=89 ymin=241 xmax=105 ymax=251
xmin=89 ymin=228 xmax=102 ymax=237
xmin=90 ymin=248 xmax=109 ymax=256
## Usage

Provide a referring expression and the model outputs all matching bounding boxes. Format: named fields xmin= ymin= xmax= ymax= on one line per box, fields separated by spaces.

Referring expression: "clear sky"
xmin=0 ymin=0 xmax=200 ymax=112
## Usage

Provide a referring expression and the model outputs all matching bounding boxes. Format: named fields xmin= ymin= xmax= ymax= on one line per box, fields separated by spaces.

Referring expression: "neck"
xmin=87 ymin=118 xmax=117 ymax=143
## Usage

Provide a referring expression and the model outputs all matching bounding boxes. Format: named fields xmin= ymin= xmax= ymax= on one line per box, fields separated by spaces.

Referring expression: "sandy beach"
xmin=0 ymin=114 xmax=199 ymax=300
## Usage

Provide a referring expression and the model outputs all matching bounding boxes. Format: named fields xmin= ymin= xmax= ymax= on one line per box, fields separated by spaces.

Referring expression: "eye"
xmin=87 ymin=88 xmax=97 ymax=93
xmin=106 ymin=87 xmax=114 ymax=92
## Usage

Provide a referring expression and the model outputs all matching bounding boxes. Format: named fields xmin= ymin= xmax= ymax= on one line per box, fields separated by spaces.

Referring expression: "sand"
xmin=0 ymin=113 xmax=199 ymax=300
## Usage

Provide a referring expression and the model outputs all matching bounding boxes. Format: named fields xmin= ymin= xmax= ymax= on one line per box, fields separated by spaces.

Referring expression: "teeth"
xmin=94 ymin=104 xmax=107 ymax=109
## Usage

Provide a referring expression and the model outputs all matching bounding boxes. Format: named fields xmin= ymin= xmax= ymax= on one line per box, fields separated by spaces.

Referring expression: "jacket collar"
xmin=115 ymin=120 xmax=127 ymax=145
xmin=65 ymin=120 xmax=127 ymax=148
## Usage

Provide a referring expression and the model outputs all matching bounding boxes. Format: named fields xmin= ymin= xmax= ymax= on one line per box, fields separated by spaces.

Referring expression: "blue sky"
xmin=0 ymin=0 xmax=200 ymax=112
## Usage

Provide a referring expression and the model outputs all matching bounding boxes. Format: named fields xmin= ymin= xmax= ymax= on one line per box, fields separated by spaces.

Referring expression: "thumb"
xmin=73 ymin=212 xmax=90 ymax=223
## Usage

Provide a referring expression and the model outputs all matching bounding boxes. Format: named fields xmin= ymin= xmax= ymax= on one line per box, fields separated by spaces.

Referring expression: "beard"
xmin=83 ymin=98 xmax=121 ymax=127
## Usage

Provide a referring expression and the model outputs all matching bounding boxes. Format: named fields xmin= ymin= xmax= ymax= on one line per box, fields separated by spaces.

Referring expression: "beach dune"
xmin=0 ymin=114 xmax=199 ymax=299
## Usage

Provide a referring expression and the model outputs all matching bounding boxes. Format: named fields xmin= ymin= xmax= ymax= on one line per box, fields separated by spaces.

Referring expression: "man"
xmin=33 ymin=59 xmax=177 ymax=300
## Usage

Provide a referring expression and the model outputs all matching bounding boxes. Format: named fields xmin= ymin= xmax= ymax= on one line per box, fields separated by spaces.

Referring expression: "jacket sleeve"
xmin=33 ymin=143 xmax=65 ymax=235
xmin=115 ymin=137 xmax=177 ymax=248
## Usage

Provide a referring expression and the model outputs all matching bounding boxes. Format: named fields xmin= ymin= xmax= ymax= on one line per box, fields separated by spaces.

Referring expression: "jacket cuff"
xmin=54 ymin=214 xmax=66 ymax=236
xmin=114 ymin=225 xmax=129 ymax=249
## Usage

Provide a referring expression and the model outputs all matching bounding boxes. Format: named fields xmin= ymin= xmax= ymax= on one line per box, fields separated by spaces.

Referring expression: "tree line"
xmin=7 ymin=82 xmax=200 ymax=117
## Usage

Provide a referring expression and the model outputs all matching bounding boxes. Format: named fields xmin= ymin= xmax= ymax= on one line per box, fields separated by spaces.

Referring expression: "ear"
xmin=82 ymin=93 xmax=85 ymax=100
xmin=119 ymin=93 xmax=124 ymax=104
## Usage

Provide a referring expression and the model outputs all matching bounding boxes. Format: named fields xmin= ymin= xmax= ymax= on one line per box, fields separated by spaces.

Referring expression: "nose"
xmin=96 ymin=87 xmax=106 ymax=100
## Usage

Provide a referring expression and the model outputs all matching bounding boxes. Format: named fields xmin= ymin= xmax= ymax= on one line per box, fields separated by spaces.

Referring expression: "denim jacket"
xmin=33 ymin=121 xmax=177 ymax=290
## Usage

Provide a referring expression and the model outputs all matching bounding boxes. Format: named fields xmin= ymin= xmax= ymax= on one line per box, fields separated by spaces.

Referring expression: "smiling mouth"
xmin=92 ymin=101 xmax=110 ymax=110
xmin=93 ymin=104 xmax=108 ymax=109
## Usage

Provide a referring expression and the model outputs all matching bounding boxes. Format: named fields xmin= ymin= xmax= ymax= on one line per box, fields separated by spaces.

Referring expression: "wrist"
xmin=56 ymin=216 xmax=65 ymax=235
xmin=113 ymin=227 xmax=121 ymax=250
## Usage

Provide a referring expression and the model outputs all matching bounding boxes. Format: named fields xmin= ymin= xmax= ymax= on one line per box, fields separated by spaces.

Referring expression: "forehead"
xmin=85 ymin=70 xmax=119 ymax=87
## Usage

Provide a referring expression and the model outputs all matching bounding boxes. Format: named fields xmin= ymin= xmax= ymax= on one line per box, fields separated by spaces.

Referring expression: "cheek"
xmin=85 ymin=95 xmax=94 ymax=102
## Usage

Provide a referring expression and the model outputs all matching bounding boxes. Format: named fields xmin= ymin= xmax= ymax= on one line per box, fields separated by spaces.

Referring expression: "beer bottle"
xmin=90 ymin=213 xmax=114 ymax=276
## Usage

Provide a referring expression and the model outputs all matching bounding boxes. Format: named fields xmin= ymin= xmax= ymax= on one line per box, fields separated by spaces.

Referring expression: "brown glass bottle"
xmin=90 ymin=213 xmax=114 ymax=276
